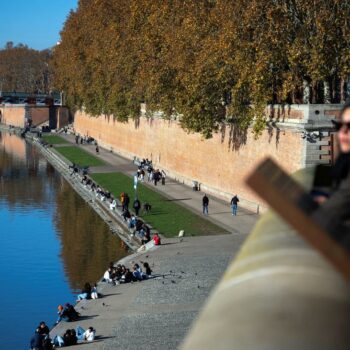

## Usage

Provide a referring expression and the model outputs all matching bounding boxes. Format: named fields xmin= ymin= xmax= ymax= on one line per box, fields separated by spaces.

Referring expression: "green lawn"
xmin=55 ymin=146 xmax=105 ymax=167
xmin=91 ymin=172 xmax=228 ymax=237
xmin=42 ymin=134 xmax=69 ymax=144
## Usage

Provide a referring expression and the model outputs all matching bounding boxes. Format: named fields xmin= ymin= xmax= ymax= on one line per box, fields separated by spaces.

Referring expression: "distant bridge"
xmin=0 ymin=91 xmax=62 ymax=106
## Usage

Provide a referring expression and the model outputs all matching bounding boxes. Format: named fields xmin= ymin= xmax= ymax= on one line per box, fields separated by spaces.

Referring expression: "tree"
xmin=51 ymin=0 xmax=350 ymax=138
xmin=0 ymin=43 xmax=51 ymax=92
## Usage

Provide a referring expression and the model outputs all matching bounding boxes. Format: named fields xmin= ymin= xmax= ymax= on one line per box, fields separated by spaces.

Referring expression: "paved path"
xmin=58 ymin=133 xmax=258 ymax=235
xmin=50 ymin=234 xmax=245 ymax=350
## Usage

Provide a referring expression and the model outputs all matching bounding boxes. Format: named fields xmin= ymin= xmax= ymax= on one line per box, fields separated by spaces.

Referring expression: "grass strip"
xmin=42 ymin=134 xmax=69 ymax=144
xmin=91 ymin=172 xmax=228 ymax=237
xmin=55 ymin=146 xmax=105 ymax=167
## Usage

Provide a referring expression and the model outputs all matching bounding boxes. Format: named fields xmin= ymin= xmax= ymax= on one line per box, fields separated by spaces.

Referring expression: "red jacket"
xmin=153 ymin=235 xmax=161 ymax=245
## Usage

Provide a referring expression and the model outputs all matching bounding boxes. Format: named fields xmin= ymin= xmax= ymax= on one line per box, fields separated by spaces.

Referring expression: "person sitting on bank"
xmin=128 ymin=214 xmax=137 ymax=229
xmin=77 ymin=282 xmax=92 ymax=301
xmin=143 ymin=261 xmax=152 ymax=276
xmin=91 ymin=283 xmax=99 ymax=299
xmin=30 ymin=328 xmax=44 ymax=350
xmin=110 ymin=197 xmax=117 ymax=211
xmin=311 ymin=100 xmax=350 ymax=250
xmin=141 ymin=229 xmax=151 ymax=245
xmin=122 ymin=208 xmax=131 ymax=221
xmin=55 ymin=329 xmax=77 ymax=346
xmin=132 ymin=264 xmax=143 ymax=281
xmin=103 ymin=268 xmax=114 ymax=284
xmin=81 ymin=175 xmax=88 ymax=185
xmin=121 ymin=268 xmax=134 ymax=283
xmin=153 ymin=232 xmax=161 ymax=245
xmin=56 ymin=305 xmax=65 ymax=323
xmin=76 ymin=326 xmax=96 ymax=342
xmin=37 ymin=321 xmax=50 ymax=336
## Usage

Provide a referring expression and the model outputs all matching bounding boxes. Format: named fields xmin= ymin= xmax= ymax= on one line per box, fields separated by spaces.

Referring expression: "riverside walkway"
xmin=47 ymin=132 xmax=259 ymax=349
xmin=57 ymin=133 xmax=258 ymax=235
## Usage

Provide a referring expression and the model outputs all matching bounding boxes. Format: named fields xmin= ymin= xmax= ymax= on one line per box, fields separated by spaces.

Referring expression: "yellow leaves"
xmin=52 ymin=0 xmax=350 ymax=137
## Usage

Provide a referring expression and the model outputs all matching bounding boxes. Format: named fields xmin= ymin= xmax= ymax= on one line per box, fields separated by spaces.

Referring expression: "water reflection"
xmin=54 ymin=179 xmax=128 ymax=291
xmin=0 ymin=130 xmax=129 ymax=350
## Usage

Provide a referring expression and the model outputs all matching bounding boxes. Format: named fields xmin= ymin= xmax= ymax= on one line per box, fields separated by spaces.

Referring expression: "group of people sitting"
xmin=53 ymin=326 xmax=96 ymax=347
xmin=69 ymin=163 xmax=88 ymax=177
xmin=103 ymin=261 xmax=153 ymax=285
xmin=76 ymin=282 xmax=99 ymax=302
xmin=30 ymin=320 xmax=96 ymax=349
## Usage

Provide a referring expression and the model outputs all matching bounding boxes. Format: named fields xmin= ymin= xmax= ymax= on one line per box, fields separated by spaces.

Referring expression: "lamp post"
xmin=133 ymin=173 xmax=138 ymax=200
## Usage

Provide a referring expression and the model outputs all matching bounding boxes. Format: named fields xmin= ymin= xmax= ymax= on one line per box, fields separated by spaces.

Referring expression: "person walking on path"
xmin=202 ymin=194 xmax=209 ymax=215
xmin=230 ymin=194 xmax=239 ymax=216
xmin=133 ymin=198 xmax=141 ymax=216
xmin=124 ymin=193 xmax=130 ymax=210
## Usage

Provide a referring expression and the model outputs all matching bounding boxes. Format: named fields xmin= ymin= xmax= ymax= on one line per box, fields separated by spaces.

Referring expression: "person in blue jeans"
xmin=230 ymin=195 xmax=239 ymax=216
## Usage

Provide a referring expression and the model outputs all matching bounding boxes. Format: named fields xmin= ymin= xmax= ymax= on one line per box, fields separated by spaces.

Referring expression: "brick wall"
xmin=31 ymin=107 xmax=50 ymax=126
xmin=0 ymin=106 xmax=25 ymax=127
xmin=74 ymin=111 xmax=305 ymax=209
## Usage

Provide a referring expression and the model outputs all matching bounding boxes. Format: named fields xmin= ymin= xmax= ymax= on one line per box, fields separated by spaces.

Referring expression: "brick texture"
xmin=74 ymin=112 xmax=304 ymax=205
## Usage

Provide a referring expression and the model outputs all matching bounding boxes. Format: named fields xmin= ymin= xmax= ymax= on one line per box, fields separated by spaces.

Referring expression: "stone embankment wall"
xmin=0 ymin=105 xmax=70 ymax=129
xmin=74 ymin=104 xmax=341 ymax=209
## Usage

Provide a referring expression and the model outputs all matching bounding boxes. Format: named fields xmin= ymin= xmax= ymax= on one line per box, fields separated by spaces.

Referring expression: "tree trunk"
xmin=324 ymin=80 xmax=331 ymax=104
xmin=340 ymin=77 xmax=348 ymax=103
xmin=303 ymin=80 xmax=310 ymax=104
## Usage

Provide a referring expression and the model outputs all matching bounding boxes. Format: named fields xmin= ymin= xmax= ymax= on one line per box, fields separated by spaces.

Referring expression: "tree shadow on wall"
xmin=220 ymin=123 xmax=248 ymax=151
xmin=134 ymin=115 xmax=140 ymax=129
xmin=267 ymin=105 xmax=286 ymax=149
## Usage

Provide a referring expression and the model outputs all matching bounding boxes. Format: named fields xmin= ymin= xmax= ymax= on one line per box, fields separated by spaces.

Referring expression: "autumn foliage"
xmin=52 ymin=0 xmax=350 ymax=137
xmin=0 ymin=42 xmax=51 ymax=93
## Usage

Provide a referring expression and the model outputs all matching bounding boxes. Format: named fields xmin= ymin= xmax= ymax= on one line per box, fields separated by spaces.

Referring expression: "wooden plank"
xmin=246 ymin=157 xmax=350 ymax=280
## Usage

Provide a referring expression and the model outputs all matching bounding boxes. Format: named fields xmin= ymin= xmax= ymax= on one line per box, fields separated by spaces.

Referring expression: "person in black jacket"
xmin=202 ymin=194 xmax=209 ymax=216
xmin=133 ymin=198 xmax=141 ymax=216
xmin=37 ymin=322 xmax=50 ymax=336
xmin=311 ymin=101 xmax=350 ymax=250
xmin=30 ymin=328 xmax=44 ymax=350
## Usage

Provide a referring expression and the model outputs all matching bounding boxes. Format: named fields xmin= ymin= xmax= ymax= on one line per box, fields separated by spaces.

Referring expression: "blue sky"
xmin=0 ymin=0 xmax=78 ymax=50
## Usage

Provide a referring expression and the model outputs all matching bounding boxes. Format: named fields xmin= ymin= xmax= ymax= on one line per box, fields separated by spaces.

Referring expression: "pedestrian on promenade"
xmin=202 ymin=194 xmax=209 ymax=215
xmin=133 ymin=198 xmax=141 ymax=215
xmin=124 ymin=193 xmax=130 ymax=210
xmin=75 ymin=135 xmax=79 ymax=144
xmin=230 ymin=194 xmax=240 ymax=216
xmin=120 ymin=192 xmax=125 ymax=210
xmin=95 ymin=145 xmax=99 ymax=154
xmin=161 ymin=170 xmax=166 ymax=185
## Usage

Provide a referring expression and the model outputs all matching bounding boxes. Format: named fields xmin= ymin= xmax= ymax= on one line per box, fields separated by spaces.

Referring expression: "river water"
xmin=0 ymin=131 xmax=129 ymax=350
